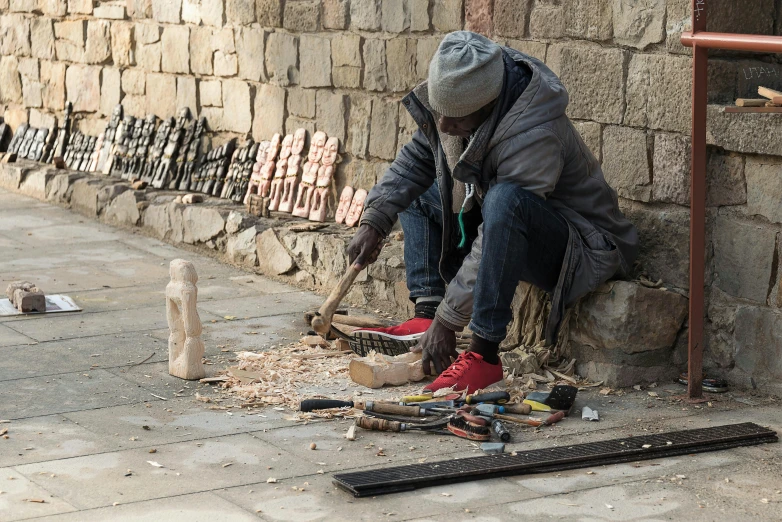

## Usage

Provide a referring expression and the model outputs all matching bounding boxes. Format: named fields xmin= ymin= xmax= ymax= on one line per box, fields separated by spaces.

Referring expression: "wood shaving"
xmin=217 ymin=341 xmax=428 ymax=415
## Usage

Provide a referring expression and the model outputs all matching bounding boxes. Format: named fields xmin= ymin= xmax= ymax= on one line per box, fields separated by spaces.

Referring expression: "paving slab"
xmin=1 ymin=369 xmax=157 ymax=420
xmin=0 ymin=190 xmax=49 ymax=209
xmin=0 ymin=415 xmax=116 ymax=468
xmin=0 ymin=331 xmax=169 ymax=381
xmin=0 ymin=205 xmax=79 ymax=232
xmin=0 ymin=323 xmax=37 ymax=346
xmin=0 ymin=263 xmax=159 ymax=297
xmin=22 ymin=491 xmax=260 ymax=521
xmin=63 ymin=402 xmax=291 ymax=449
xmin=4 ymin=305 xmax=202 ymax=342
xmin=249 ymin=419 xmax=475 ymax=473
xmin=197 ymin=292 xmax=324 ymax=321
xmin=216 ymin=471 xmax=540 ymax=522
xmin=14 ymin=433 xmax=320 ymax=509
xmin=149 ymin=313 xmax=314 ymax=352
xmin=0 ymin=468 xmax=78 ymax=521
xmin=0 ymin=240 xmax=157 ymax=270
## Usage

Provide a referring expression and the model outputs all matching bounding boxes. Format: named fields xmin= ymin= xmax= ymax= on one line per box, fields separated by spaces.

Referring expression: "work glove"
xmin=411 ymin=317 xmax=459 ymax=375
xmin=347 ymin=224 xmax=384 ymax=269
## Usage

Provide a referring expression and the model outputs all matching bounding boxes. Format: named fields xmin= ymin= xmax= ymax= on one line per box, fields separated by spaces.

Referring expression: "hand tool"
xmin=300 ymin=399 xmax=359 ymax=412
xmin=474 ymin=410 xmax=566 ymax=428
xmin=355 ymin=416 xmax=450 ymax=433
xmin=491 ymin=419 xmax=511 ymax=442
xmin=300 ymin=398 xmax=456 ymax=412
xmin=310 ymin=264 xmax=362 ymax=340
xmin=402 ymin=393 xmax=461 ymax=404
xmin=356 ymin=414 xmax=490 ymax=441
xmin=401 ymin=400 xmax=456 ymax=409
xmin=464 ymin=391 xmax=510 ymax=405
xmin=473 ymin=403 xmax=531 ymax=416
xmin=525 ymin=385 xmax=578 ymax=411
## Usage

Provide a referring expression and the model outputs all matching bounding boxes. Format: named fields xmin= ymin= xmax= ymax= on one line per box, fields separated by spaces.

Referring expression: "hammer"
xmin=310 ymin=264 xmax=362 ymax=340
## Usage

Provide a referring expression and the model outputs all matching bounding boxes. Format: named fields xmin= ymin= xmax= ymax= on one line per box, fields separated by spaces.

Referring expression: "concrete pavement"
xmin=1 ymin=187 xmax=781 ymax=521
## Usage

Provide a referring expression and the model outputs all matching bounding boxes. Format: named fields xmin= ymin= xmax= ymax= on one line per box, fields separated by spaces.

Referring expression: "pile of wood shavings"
xmin=217 ymin=342 xmax=427 ymax=418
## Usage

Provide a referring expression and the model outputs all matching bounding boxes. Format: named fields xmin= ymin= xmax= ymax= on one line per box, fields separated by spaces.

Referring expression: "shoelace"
xmin=438 ymin=352 xmax=480 ymax=380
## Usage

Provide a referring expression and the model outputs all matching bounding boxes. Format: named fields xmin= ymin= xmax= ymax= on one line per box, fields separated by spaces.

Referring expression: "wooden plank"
xmin=724 ymin=106 xmax=782 ymax=113
xmin=736 ymin=98 xmax=769 ymax=107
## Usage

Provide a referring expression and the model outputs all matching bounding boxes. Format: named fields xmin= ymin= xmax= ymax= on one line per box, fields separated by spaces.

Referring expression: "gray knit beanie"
xmin=428 ymin=31 xmax=504 ymax=118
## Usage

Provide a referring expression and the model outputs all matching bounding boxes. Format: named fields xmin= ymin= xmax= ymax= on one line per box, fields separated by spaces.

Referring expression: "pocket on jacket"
xmin=569 ymin=234 xmax=622 ymax=299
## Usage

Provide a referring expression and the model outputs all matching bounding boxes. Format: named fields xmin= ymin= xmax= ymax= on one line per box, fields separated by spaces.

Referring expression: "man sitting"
xmin=348 ymin=31 xmax=639 ymax=393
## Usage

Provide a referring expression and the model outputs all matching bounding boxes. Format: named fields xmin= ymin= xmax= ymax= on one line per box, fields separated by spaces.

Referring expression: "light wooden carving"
xmin=167 ymin=259 xmax=205 ymax=380
xmin=348 ymin=351 xmax=425 ymax=389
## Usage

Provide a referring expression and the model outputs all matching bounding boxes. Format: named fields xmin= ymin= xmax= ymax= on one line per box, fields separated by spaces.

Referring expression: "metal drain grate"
xmin=333 ymin=422 xmax=778 ymax=497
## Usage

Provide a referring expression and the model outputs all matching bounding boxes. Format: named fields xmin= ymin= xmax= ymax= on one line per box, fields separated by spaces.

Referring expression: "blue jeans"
xmin=399 ymin=182 xmax=569 ymax=342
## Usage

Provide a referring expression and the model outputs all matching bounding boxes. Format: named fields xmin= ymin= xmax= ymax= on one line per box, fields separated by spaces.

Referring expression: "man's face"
xmin=437 ymin=100 xmax=497 ymax=138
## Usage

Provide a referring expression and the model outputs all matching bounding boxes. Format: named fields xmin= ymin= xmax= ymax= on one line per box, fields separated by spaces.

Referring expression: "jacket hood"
xmin=489 ymin=48 xmax=569 ymax=149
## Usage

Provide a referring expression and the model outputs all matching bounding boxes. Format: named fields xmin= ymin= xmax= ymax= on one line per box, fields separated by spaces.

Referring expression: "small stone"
xmin=309 ymin=442 xmax=317 ymax=450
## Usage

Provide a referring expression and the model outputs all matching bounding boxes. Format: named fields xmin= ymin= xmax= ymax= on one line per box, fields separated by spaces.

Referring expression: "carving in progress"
xmin=348 ymin=351 xmax=425 ymax=389
xmin=166 ymin=259 xmax=205 ymax=380
xmin=245 ymin=141 xmax=270 ymax=204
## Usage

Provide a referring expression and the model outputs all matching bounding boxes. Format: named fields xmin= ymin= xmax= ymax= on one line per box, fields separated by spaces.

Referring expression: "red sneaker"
xmin=424 ymin=352 xmax=503 ymax=394
xmin=350 ymin=317 xmax=432 ymax=357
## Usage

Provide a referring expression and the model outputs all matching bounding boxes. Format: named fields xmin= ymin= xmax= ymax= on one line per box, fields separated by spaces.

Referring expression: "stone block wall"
xmin=2 ymin=0 xmax=782 ymax=391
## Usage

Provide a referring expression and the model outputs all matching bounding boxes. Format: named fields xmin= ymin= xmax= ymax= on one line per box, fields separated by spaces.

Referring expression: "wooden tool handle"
xmin=355 ymin=416 xmax=402 ymax=432
xmin=368 ymin=403 xmax=422 ymax=417
xmin=494 ymin=413 xmax=541 ymax=427
xmin=299 ymin=399 xmax=353 ymax=412
xmin=311 ymin=264 xmax=362 ymax=336
xmin=503 ymin=403 xmax=532 ymax=415
xmin=543 ymin=411 xmax=566 ymax=426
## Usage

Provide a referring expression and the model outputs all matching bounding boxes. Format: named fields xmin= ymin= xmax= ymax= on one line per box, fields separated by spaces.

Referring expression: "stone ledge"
xmin=0 ymin=160 xmax=411 ymax=320
xmin=0 ymin=160 xmax=696 ymax=388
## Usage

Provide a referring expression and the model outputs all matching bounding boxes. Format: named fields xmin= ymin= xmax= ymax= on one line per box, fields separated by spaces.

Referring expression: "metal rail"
xmin=680 ymin=1 xmax=782 ymax=398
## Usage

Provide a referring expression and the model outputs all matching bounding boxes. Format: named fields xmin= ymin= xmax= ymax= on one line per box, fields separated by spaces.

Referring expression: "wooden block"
xmin=53 ymin=157 xmax=66 ymax=169
xmin=1 ymin=152 xmax=17 ymax=163
xmin=758 ymin=86 xmax=782 ymax=101
xmin=348 ymin=351 xmax=425 ymax=389
xmin=736 ymin=98 xmax=768 ymax=107
xmin=301 ymin=334 xmax=330 ymax=348
xmin=131 ymin=180 xmax=148 ymax=190
xmin=14 ymin=288 xmax=46 ymax=313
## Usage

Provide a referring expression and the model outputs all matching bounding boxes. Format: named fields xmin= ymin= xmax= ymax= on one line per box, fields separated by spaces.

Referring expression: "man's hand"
xmin=347 ymin=224 xmax=384 ymax=269
xmin=411 ymin=318 xmax=458 ymax=375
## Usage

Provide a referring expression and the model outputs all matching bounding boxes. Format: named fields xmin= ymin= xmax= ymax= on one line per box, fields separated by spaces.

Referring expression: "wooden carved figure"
xmin=88 ymin=133 xmax=104 ymax=172
xmin=259 ymin=133 xmax=281 ymax=197
xmin=292 ymin=131 xmax=326 ymax=217
xmin=166 ymin=259 xmax=205 ymax=380
xmin=267 ymin=157 xmax=288 ymax=211
xmin=244 ymin=141 xmax=269 ymax=204
xmin=335 ymin=186 xmax=354 ymax=224
xmin=345 ymin=189 xmax=368 ymax=227
xmin=308 ymin=136 xmax=340 ymax=222
xmin=278 ymin=128 xmax=306 ymax=213
xmin=291 ymin=161 xmax=319 ymax=217
xmin=267 ymin=134 xmax=292 ymax=210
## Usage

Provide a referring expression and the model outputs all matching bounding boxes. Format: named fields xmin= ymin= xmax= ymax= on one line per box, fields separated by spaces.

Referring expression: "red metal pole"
xmin=681 ymin=31 xmax=782 ymax=53
xmin=687 ymin=0 xmax=708 ymax=399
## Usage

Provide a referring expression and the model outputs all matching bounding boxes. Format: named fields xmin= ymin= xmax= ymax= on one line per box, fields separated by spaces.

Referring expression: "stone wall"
xmin=1 ymin=0 xmax=782 ymax=391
